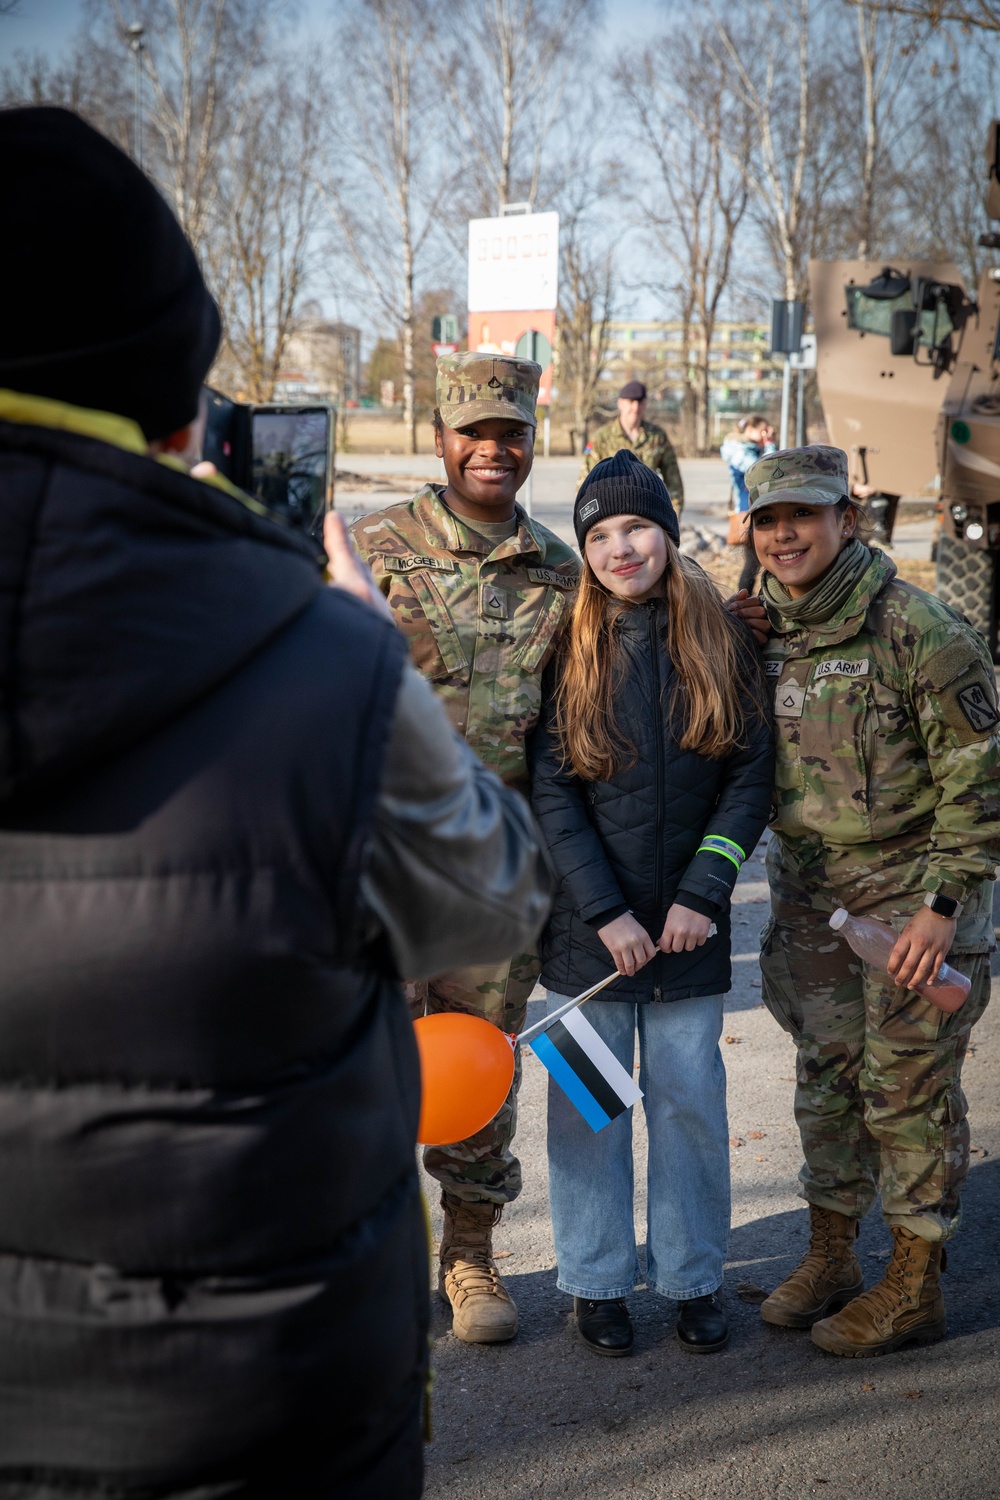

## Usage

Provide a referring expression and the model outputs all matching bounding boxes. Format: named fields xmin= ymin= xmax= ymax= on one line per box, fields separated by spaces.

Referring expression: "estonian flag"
xmin=530 ymin=1007 xmax=643 ymax=1132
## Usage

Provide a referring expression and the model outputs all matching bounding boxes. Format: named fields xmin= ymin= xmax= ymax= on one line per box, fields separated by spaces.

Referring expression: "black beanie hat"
xmin=0 ymin=107 xmax=221 ymax=441
xmin=574 ymin=448 xmax=680 ymax=549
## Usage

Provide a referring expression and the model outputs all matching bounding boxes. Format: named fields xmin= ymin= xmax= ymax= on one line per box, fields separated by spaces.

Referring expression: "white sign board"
xmin=789 ymin=333 xmax=817 ymax=370
xmin=468 ymin=211 xmax=560 ymax=313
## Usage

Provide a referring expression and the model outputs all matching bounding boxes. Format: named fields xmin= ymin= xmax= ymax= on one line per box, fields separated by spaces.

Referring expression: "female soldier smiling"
xmin=745 ymin=445 xmax=1000 ymax=1358
xmin=351 ymin=353 xmax=579 ymax=1347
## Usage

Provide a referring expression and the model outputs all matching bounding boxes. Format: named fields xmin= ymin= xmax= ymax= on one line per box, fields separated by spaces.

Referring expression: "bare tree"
xmin=556 ymin=187 xmax=615 ymax=454
xmin=711 ymin=0 xmax=844 ymax=304
xmin=437 ymin=0 xmax=600 ymax=217
xmin=321 ymin=0 xmax=444 ymax=453
xmin=617 ymin=25 xmax=751 ymax=452
xmin=852 ymin=1 xmax=921 ymax=256
xmin=99 ymin=0 xmax=281 ymax=249
xmin=849 ymin=0 xmax=1000 ymax=26
xmin=213 ymin=68 xmax=324 ymax=400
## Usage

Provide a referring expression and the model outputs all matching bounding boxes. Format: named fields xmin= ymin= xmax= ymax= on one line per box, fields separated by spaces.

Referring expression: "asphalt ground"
xmin=343 ymin=456 xmax=999 ymax=1497
xmin=419 ymin=841 xmax=1000 ymax=1500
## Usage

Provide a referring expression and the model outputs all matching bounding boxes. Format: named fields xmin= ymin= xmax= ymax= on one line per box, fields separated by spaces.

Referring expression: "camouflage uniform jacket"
xmin=579 ymin=419 xmax=684 ymax=507
xmin=352 ymin=485 xmax=580 ymax=791
xmin=762 ymin=548 xmax=1000 ymax=940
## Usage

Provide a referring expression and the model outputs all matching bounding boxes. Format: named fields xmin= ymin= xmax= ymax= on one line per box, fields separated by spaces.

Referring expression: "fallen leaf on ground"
xmin=724 ymin=1034 xmax=740 ymax=1045
xmin=861 ymin=1382 xmax=875 ymax=1391
xmin=903 ymin=1390 xmax=923 ymax=1399
xmin=729 ymin=1135 xmax=745 ymax=1148
xmin=970 ymin=1145 xmax=989 ymax=1157
xmin=748 ymin=1130 xmax=766 ymax=1139
xmin=755 ymin=1154 xmax=767 ymax=1162
xmin=740 ymin=1278 xmax=773 ymax=1302
xmin=494 ymin=1250 xmax=512 ymax=1259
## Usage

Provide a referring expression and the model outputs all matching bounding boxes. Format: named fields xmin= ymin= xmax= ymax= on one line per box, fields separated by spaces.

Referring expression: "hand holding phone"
xmin=324 ymin=514 xmax=393 ymax=622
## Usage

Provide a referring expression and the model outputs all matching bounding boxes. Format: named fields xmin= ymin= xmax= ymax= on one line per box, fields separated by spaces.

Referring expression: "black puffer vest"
xmin=0 ymin=419 xmax=423 ymax=1499
xmin=530 ymin=599 xmax=773 ymax=1004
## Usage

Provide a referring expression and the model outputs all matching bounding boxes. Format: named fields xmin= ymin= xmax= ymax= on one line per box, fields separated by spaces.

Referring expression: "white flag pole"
xmin=516 ymin=971 xmax=621 ymax=1046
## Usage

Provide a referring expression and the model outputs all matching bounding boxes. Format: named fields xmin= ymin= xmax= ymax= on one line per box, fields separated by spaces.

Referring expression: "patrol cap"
xmin=436 ymin=351 xmax=540 ymax=430
xmin=745 ymin=444 xmax=850 ymax=518
xmin=618 ymin=380 xmax=647 ymax=400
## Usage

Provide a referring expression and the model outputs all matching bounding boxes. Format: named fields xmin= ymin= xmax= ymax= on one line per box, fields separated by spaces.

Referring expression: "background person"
xmin=530 ymin=451 xmax=773 ymax=1358
xmin=746 ymin=445 xmax=1000 ymax=1358
xmin=0 ymin=106 xmax=549 ymax=1499
xmin=351 ymin=352 xmax=580 ymax=1346
xmin=579 ymin=380 xmax=685 ymax=519
xmin=721 ymin=414 xmax=776 ymax=594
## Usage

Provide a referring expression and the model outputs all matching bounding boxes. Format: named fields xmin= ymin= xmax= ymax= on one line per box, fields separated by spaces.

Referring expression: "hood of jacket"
xmin=0 ymin=399 xmax=324 ymax=801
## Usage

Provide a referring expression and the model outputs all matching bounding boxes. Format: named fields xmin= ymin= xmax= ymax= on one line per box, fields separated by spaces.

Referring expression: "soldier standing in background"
xmin=352 ymin=352 xmax=580 ymax=1345
xmin=746 ymin=446 xmax=1000 ymax=1357
xmin=579 ymin=379 xmax=685 ymax=518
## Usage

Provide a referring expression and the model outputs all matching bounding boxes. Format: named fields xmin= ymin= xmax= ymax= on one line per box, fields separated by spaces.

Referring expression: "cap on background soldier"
xmin=579 ymin=379 xmax=685 ymax=517
xmin=744 ymin=444 xmax=1000 ymax=1359
xmin=351 ymin=350 xmax=579 ymax=1350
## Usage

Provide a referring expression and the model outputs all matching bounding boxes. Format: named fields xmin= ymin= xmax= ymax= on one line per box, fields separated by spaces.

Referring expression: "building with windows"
xmin=275 ymin=319 xmax=362 ymax=406
xmin=598 ymin=319 xmax=786 ymax=429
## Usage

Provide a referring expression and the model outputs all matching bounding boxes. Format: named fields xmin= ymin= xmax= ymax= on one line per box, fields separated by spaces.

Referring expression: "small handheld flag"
xmin=528 ymin=1005 xmax=643 ymax=1133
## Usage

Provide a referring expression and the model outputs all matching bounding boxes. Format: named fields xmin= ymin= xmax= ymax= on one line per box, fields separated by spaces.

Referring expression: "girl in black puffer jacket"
xmin=530 ymin=451 xmax=773 ymax=1359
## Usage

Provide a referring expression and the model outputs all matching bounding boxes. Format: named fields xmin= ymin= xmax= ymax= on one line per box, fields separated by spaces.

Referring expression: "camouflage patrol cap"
xmin=436 ymin=351 xmax=540 ymax=430
xmin=745 ymin=444 xmax=850 ymax=517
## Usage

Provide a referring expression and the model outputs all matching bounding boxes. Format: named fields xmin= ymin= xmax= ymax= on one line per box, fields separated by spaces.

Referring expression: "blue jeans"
xmin=545 ymin=992 xmax=730 ymax=1302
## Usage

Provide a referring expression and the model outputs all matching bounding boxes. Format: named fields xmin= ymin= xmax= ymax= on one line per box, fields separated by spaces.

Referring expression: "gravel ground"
xmin=419 ymin=841 xmax=1000 ymax=1500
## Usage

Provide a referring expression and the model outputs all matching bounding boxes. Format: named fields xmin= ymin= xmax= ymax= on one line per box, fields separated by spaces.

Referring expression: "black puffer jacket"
xmin=530 ymin=600 xmax=773 ymax=1002
xmin=0 ymin=417 xmax=422 ymax=1499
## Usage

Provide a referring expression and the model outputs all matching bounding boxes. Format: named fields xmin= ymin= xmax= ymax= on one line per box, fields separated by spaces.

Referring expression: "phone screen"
xmin=249 ymin=409 xmax=330 ymax=533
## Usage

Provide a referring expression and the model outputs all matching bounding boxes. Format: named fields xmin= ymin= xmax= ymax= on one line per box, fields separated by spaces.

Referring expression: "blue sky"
xmin=2 ymin=0 xmax=665 ymax=59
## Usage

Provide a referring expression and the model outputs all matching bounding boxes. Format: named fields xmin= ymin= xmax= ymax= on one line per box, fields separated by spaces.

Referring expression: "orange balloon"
xmin=414 ymin=1013 xmax=516 ymax=1145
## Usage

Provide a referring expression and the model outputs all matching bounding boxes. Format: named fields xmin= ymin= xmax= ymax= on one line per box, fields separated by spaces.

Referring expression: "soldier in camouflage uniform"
xmin=351 ymin=352 xmax=579 ymax=1345
xmin=579 ymin=380 xmax=684 ymax=517
xmin=746 ymin=445 xmax=1000 ymax=1357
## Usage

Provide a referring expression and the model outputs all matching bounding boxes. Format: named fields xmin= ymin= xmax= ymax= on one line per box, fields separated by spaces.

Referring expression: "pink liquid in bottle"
xmin=829 ymin=908 xmax=970 ymax=1013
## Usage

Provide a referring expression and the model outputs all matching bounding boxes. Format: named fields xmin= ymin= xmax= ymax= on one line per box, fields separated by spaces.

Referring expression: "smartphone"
xmin=203 ymin=389 xmax=335 ymax=537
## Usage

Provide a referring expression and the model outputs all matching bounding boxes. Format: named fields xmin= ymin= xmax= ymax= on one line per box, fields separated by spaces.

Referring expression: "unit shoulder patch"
xmin=956 ymin=680 xmax=1000 ymax=734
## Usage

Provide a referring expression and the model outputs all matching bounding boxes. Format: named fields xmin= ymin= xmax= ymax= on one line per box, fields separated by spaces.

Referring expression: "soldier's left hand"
xmin=888 ymin=907 xmax=958 ymax=991
xmin=726 ymin=589 xmax=769 ymax=647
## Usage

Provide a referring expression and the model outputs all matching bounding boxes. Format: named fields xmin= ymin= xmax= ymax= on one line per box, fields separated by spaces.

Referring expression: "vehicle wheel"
xmin=935 ymin=530 xmax=997 ymax=655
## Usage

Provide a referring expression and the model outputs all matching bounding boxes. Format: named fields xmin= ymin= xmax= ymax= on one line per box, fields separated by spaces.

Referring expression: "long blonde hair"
xmin=554 ymin=534 xmax=760 ymax=781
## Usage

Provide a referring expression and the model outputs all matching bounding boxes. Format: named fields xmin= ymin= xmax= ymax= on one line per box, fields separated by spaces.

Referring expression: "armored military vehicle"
xmin=808 ymin=120 xmax=1000 ymax=656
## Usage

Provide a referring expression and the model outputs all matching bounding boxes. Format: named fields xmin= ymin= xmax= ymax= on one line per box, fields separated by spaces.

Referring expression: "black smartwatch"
xmin=924 ymin=892 xmax=961 ymax=920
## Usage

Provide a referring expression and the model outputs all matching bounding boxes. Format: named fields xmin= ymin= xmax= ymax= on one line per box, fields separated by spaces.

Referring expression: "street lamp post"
xmin=126 ymin=21 xmax=144 ymax=171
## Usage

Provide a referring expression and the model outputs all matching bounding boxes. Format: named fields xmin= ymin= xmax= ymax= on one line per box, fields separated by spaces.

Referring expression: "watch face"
xmin=931 ymin=895 xmax=958 ymax=919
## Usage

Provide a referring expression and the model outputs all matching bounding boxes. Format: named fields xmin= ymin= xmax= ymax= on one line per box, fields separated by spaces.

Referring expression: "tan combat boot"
xmin=438 ymin=1193 xmax=519 ymax=1344
xmin=811 ymin=1224 xmax=946 ymax=1357
xmin=761 ymin=1205 xmax=864 ymax=1328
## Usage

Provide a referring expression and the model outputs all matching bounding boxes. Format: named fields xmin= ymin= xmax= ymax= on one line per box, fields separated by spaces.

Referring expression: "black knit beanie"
xmin=574 ymin=448 xmax=679 ymax=549
xmin=0 ymin=107 xmax=221 ymax=441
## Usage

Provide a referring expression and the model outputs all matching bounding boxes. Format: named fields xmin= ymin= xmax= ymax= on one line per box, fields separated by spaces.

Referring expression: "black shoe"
xmin=574 ymin=1297 xmax=634 ymax=1357
xmin=676 ymin=1293 xmax=729 ymax=1353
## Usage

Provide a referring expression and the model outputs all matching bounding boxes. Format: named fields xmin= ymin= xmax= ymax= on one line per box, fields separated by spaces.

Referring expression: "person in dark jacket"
xmin=0 ymin=107 xmax=550 ymax=1500
xmin=530 ymin=451 xmax=773 ymax=1359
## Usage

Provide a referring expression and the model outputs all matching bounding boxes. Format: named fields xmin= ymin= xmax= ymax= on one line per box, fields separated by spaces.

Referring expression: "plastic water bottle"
xmin=828 ymin=908 xmax=970 ymax=1013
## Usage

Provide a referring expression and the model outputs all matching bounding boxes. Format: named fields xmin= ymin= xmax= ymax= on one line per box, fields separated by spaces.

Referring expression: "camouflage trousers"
xmin=406 ymin=951 xmax=539 ymax=1207
xmin=760 ymin=871 xmax=992 ymax=1244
